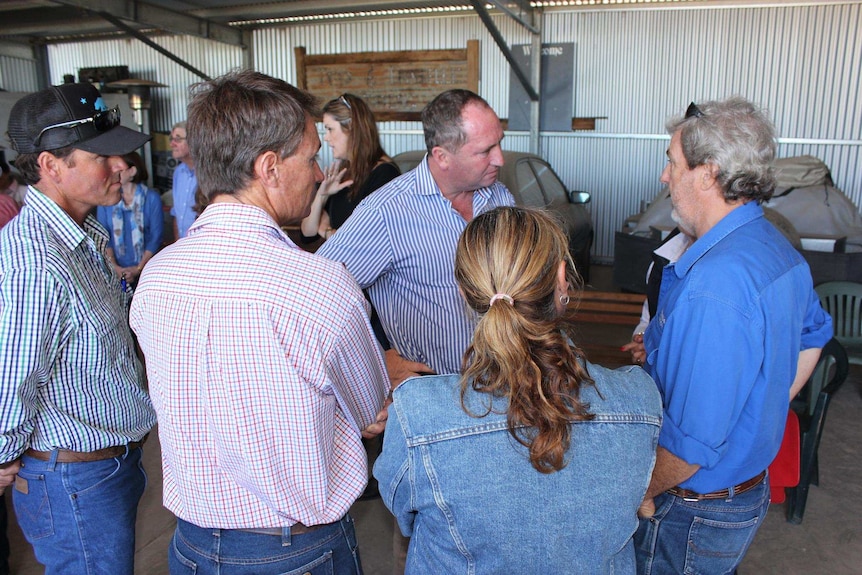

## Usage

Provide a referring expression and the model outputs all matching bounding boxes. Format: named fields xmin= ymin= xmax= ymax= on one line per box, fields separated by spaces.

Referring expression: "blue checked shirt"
xmin=0 ymin=187 xmax=156 ymax=463
xmin=318 ymin=155 xmax=515 ymax=375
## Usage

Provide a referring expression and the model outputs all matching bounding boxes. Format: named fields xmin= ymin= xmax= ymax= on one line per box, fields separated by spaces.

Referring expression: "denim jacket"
xmin=373 ymin=362 xmax=662 ymax=575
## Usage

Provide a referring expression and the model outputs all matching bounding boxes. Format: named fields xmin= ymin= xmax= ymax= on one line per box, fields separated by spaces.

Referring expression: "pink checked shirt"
xmin=129 ymin=203 xmax=389 ymax=529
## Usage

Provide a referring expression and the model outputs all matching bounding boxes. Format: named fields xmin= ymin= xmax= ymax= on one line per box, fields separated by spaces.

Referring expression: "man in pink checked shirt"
xmin=129 ymin=70 xmax=390 ymax=575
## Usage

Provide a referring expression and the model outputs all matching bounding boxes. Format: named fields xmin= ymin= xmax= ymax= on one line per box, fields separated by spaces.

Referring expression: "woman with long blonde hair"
xmin=374 ymin=206 xmax=662 ymax=574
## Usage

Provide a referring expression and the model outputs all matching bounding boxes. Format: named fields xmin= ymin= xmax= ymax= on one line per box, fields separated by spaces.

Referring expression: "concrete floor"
xmin=7 ymin=266 xmax=862 ymax=574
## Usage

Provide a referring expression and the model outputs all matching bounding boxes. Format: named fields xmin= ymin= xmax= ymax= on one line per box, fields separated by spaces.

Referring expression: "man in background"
xmin=130 ymin=70 xmax=389 ymax=574
xmin=169 ymin=120 xmax=197 ymax=239
xmin=635 ymin=97 xmax=832 ymax=573
xmin=0 ymin=82 xmax=156 ymax=574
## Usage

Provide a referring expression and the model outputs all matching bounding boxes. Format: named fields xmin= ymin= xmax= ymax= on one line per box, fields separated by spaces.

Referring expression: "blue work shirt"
xmin=644 ymin=201 xmax=832 ymax=493
xmin=317 ymin=155 xmax=514 ymax=375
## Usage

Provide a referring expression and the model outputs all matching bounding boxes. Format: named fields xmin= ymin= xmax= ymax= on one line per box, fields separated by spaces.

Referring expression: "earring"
xmin=559 ymin=293 xmax=570 ymax=306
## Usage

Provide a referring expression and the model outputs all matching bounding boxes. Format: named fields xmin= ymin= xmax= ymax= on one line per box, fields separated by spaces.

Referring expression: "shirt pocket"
xmin=68 ymin=277 xmax=137 ymax=381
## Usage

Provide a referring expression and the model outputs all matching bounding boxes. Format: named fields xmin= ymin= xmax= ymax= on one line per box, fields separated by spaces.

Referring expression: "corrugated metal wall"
xmin=0 ymin=55 xmax=39 ymax=92
xmin=16 ymin=2 xmax=860 ymax=261
xmin=46 ymin=35 xmax=245 ymax=132
xmin=253 ymin=13 xmax=532 ymax=165
xmin=543 ymin=2 xmax=862 ymax=261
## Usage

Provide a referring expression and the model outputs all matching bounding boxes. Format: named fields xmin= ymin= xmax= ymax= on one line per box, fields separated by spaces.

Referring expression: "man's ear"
xmin=701 ymin=163 xmax=719 ymax=190
xmin=37 ymin=151 xmax=64 ymax=183
xmin=430 ymin=145 xmax=450 ymax=169
xmin=254 ymin=150 xmax=280 ymax=188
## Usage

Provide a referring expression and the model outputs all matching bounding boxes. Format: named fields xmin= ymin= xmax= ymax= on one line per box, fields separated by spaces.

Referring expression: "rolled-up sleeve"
xmin=801 ymin=288 xmax=833 ymax=350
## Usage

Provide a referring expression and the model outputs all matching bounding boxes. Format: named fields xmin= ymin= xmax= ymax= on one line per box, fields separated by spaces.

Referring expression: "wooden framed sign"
xmin=295 ymin=40 xmax=479 ymax=121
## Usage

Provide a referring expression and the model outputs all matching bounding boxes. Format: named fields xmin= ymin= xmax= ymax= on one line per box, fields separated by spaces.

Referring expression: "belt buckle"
xmin=682 ymin=495 xmax=700 ymax=502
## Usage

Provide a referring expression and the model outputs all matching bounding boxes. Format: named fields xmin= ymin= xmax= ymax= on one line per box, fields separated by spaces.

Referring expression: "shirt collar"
xmin=175 ymin=162 xmax=195 ymax=177
xmin=412 ymin=153 xmax=502 ymax=201
xmin=25 ymin=185 xmax=108 ymax=252
xmin=188 ymin=202 xmax=293 ymax=244
xmin=673 ymin=201 xmax=763 ymax=278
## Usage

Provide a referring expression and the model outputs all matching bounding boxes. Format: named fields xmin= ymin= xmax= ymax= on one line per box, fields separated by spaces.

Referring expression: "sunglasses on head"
xmin=339 ymin=95 xmax=352 ymax=110
xmin=34 ymin=106 xmax=121 ymax=147
xmin=685 ymin=102 xmax=704 ymax=119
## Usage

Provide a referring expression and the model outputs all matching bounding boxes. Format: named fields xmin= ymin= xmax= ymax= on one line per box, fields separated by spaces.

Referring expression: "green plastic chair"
xmin=815 ymin=281 xmax=862 ymax=366
xmin=785 ymin=338 xmax=849 ymax=523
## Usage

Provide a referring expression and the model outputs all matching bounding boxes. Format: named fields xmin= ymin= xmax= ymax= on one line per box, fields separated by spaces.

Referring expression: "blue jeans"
xmin=170 ymin=515 xmax=364 ymax=575
xmin=634 ymin=474 xmax=770 ymax=575
xmin=12 ymin=446 xmax=147 ymax=575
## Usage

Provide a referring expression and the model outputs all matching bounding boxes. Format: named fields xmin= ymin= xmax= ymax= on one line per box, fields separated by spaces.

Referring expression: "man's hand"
xmin=122 ymin=265 xmax=142 ymax=283
xmin=0 ymin=459 xmax=22 ymax=495
xmin=366 ymin=350 xmax=434 ymax=438
xmin=638 ymin=497 xmax=656 ymax=518
xmin=385 ymin=348 xmax=434 ymax=388
xmin=362 ymin=397 xmax=392 ymax=439
xmin=621 ymin=333 xmax=646 ymax=365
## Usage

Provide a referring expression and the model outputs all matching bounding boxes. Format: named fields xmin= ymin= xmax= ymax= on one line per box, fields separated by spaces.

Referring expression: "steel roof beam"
xmin=51 ymin=0 xmax=244 ymax=46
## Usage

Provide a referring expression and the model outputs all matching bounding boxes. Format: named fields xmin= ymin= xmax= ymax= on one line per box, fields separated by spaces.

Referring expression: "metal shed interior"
xmin=1 ymin=0 xmax=860 ymax=262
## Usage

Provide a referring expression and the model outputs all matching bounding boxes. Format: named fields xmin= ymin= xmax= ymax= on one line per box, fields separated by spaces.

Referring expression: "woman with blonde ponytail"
xmin=374 ymin=206 xmax=663 ymax=574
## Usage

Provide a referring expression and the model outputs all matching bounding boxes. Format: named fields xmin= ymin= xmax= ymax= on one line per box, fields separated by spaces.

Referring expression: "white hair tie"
xmin=489 ymin=293 xmax=514 ymax=307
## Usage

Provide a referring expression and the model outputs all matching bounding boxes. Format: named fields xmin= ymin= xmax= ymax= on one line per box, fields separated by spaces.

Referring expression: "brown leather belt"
xmin=25 ymin=438 xmax=147 ymax=463
xmin=666 ymin=470 xmax=766 ymax=501
xmin=237 ymin=522 xmax=330 ymax=536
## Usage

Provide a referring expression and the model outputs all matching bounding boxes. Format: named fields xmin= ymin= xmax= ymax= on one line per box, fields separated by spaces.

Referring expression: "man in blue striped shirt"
xmin=0 ymin=83 xmax=157 ymax=575
xmin=318 ymin=89 xmax=514 ymax=384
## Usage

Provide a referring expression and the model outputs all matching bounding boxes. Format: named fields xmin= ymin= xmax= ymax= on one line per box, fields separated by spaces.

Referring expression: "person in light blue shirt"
xmin=0 ymin=81 xmax=156 ymax=575
xmin=169 ymin=120 xmax=198 ymax=239
xmin=635 ymin=97 xmax=833 ymax=574
xmin=374 ymin=206 xmax=662 ymax=574
xmin=96 ymin=151 xmax=163 ymax=287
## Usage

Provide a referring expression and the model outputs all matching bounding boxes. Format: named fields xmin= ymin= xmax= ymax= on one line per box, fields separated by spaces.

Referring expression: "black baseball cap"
xmin=7 ymin=82 xmax=150 ymax=156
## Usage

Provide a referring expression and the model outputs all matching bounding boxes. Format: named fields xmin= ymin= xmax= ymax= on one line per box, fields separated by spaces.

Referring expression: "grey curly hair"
xmin=667 ymin=96 xmax=777 ymax=204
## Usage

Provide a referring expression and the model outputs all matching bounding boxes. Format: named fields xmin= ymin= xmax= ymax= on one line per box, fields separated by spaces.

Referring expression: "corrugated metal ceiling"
xmin=0 ymin=1 xmax=717 ymax=45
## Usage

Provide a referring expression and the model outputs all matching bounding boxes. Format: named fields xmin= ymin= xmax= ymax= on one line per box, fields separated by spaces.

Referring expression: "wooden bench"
xmin=570 ymin=290 xmax=646 ymax=367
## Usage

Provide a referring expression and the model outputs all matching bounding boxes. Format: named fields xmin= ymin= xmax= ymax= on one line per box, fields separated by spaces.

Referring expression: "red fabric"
xmin=0 ymin=194 xmax=20 ymax=229
xmin=768 ymin=409 xmax=800 ymax=503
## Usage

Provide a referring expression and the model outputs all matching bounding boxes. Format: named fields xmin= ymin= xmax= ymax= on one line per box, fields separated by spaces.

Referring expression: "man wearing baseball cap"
xmin=0 ymin=82 xmax=156 ymax=574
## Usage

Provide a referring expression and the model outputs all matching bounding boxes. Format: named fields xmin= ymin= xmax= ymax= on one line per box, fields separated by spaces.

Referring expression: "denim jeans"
xmin=12 ymin=446 xmax=147 ymax=575
xmin=170 ymin=515 xmax=363 ymax=575
xmin=0 ymin=491 xmax=9 ymax=575
xmin=634 ymin=474 xmax=770 ymax=575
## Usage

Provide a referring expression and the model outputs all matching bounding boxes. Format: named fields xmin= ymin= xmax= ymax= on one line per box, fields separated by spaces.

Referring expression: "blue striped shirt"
xmin=317 ymin=156 xmax=514 ymax=375
xmin=0 ymin=187 xmax=156 ymax=462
